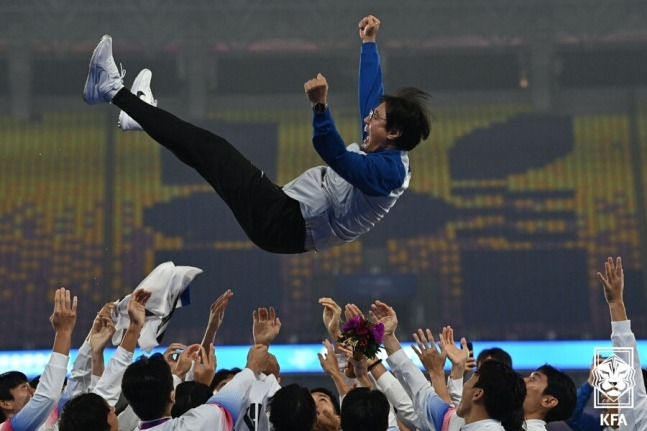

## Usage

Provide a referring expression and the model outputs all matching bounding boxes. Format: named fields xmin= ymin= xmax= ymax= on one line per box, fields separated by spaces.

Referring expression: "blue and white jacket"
xmin=283 ymin=42 xmax=411 ymax=251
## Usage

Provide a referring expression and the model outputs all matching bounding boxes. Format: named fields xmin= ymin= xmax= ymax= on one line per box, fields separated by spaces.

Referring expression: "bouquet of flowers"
xmin=337 ymin=315 xmax=385 ymax=359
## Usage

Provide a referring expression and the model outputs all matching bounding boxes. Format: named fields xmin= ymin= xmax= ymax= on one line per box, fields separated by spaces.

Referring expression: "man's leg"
xmin=111 ymin=89 xmax=306 ymax=253
xmin=83 ymin=35 xmax=306 ymax=253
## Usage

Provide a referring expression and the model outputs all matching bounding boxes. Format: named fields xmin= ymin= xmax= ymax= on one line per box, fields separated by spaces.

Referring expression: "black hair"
xmin=476 ymin=347 xmax=513 ymax=368
xmin=310 ymin=386 xmax=341 ymax=416
xmin=267 ymin=383 xmax=316 ymax=431
xmin=340 ymin=387 xmax=390 ymax=431
xmin=121 ymin=353 xmax=174 ymax=421
xmin=536 ymin=364 xmax=577 ymax=422
xmin=381 ymin=87 xmax=432 ymax=151
xmin=473 ymin=360 xmax=526 ymax=431
xmin=59 ymin=393 xmax=111 ymax=431
xmin=171 ymin=381 xmax=213 ymax=418
xmin=210 ymin=367 xmax=242 ymax=392
xmin=0 ymin=371 xmax=28 ymax=402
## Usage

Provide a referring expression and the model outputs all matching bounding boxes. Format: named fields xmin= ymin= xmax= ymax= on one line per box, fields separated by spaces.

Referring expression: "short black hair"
xmin=268 ymin=383 xmax=316 ymax=431
xmin=171 ymin=381 xmax=213 ymax=418
xmin=536 ymin=364 xmax=577 ymax=422
xmin=210 ymin=367 xmax=242 ymax=392
xmin=59 ymin=393 xmax=111 ymax=431
xmin=310 ymin=386 xmax=341 ymax=415
xmin=341 ymin=387 xmax=390 ymax=431
xmin=473 ymin=360 xmax=526 ymax=431
xmin=476 ymin=347 xmax=513 ymax=368
xmin=0 ymin=371 xmax=28 ymax=402
xmin=121 ymin=353 xmax=174 ymax=421
xmin=382 ymin=87 xmax=432 ymax=151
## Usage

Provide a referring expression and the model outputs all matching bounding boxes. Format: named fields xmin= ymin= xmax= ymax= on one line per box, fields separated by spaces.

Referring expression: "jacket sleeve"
xmin=358 ymin=42 xmax=384 ymax=138
xmin=611 ymin=320 xmax=647 ymax=431
xmin=386 ymin=349 xmax=452 ymax=431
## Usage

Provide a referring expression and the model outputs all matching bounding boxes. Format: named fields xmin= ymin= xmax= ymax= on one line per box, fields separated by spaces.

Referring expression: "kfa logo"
xmin=591 ymin=347 xmax=636 ymax=409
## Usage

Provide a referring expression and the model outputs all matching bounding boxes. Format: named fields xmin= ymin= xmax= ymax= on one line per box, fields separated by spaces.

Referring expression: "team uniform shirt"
xmin=283 ymin=42 xmax=410 ymax=251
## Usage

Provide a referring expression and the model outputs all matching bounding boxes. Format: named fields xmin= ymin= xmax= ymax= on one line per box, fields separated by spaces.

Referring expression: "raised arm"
xmin=438 ymin=326 xmax=470 ymax=406
xmin=358 ymin=14 xmax=384 ymax=135
xmin=253 ymin=306 xmax=282 ymax=347
xmin=200 ymin=289 xmax=233 ymax=352
xmin=8 ymin=288 xmax=77 ymax=431
xmin=411 ymin=328 xmax=452 ymax=405
xmin=598 ymin=256 xmax=647 ymax=430
xmin=93 ymin=289 xmax=150 ymax=406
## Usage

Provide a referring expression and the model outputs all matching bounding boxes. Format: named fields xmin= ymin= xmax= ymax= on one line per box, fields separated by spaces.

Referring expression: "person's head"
xmin=311 ymin=387 xmax=341 ymax=429
xmin=340 ymin=387 xmax=390 ymax=431
xmin=210 ymin=367 xmax=242 ymax=393
xmin=267 ymin=383 xmax=316 ymax=431
xmin=122 ymin=353 xmax=174 ymax=421
xmin=0 ymin=371 xmax=34 ymax=420
xmin=456 ymin=360 xmax=526 ymax=431
xmin=171 ymin=381 xmax=213 ymax=418
xmin=476 ymin=347 xmax=513 ymax=369
xmin=59 ymin=393 xmax=118 ymax=431
xmin=363 ymin=88 xmax=432 ymax=153
xmin=524 ymin=364 xmax=576 ymax=423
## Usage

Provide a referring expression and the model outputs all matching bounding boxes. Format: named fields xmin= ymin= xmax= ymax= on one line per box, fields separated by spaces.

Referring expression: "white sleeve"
xmin=447 ymin=375 xmax=463 ymax=407
xmin=58 ymin=342 xmax=92 ymax=410
xmin=93 ymin=346 xmax=133 ymax=406
xmin=8 ymin=352 xmax=69 ymax=431
xmin=117 ymin=405 xmax=140 ymax=431
xmin=610 ymin=320 xmax=647 ymax=431
xmin=387 ymin=349 xmax=463 ymax=431
xmin=375 ymin=370 xmax=424 ymax=431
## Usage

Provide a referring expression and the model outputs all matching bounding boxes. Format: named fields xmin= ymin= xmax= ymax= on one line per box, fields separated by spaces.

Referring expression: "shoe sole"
xmin=83 ymin=35 xmax=111 ymax=105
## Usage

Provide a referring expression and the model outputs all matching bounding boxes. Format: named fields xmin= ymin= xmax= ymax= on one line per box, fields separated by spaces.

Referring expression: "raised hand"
xmin=193 ymin=345 xmax=216 ymax=386
xmin=369 ymin=300 xmax=398 ymax=336
xmin=317 ymin=339 xmax=341 ymax=377
xmin=319 ymin=297 xmax=342 ymax=340
xmin=163 ymin=342 xmax=187 ymax=371
xmin=412 ymin=328 xmax=446 ymax=375
xmin=344 ymin=303 xmax=364 ymax=321
xmin=50 ymin=287 xmax=78 ymax=333
xmin=89 ymin=314 xmax=115 ymax=354
xmin=253 ymin=307 xmax=281 ymax=347
xmin=304 ymin=74 xmax=328 ymax=105
xmin=206 ymin=289 xmax=233 ymax=333
xmin=597 ymin=256 xmax=627 ymax=321
xmin=173 ymin=344 xmax=201 ymax=379
xmin=358 ymin=15 xmax=380 ymax=42
xmin=128 ymin=289 xmax=151 ymax=328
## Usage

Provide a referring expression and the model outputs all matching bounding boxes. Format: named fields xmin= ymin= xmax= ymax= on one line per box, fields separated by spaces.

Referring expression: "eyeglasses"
xmin=368 ymin=109 xmax=385 ymax=121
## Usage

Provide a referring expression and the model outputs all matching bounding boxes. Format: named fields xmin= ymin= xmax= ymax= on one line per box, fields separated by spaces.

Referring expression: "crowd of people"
xmin=0 ymin=10 xmax=645 ymax=431
xmin=0 ymin=256 xmax=645 ymax=431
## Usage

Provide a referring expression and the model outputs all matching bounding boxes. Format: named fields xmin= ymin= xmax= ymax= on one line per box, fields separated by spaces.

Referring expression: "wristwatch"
xmin=312 ymin=102 xmax=328 ymax=113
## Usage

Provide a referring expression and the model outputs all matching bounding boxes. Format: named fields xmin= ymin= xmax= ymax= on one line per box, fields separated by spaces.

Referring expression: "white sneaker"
xmin=118 ymin=68 xmax=158 ymax=131
xmin=83 ymin=35 xmax=125 ymax=104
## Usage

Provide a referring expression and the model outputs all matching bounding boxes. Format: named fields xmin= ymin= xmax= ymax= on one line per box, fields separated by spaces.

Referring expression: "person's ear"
xmin=541 ymin=395 xmax=558 ymax=409
xmin=169 ymin=390 xmax=175 ymax=405
xmin=386 ymin=128 xmax=402 ymax=140
xmin=472 ymin=388 xmax=484 ymax=402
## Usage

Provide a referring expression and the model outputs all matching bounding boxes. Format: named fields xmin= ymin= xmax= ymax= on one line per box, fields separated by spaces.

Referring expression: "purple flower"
xmin=341 ymin=315 xmax=361 ymax=332
xmin=371 ymin=322 xmax=385 ymax=344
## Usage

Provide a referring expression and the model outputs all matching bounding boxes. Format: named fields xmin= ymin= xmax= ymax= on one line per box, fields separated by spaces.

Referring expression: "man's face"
xmin=311 ymin=391 xmax=340 ymax=430
xmin=6 ymin=382 xmax=34 ymax=414
xmin=362 ymin=102 xmax=390 ymax=153
xmin=523 ymin=371 xmax=550 ymax=414
xmin=456 ymin=373 xmax=479 ymax=418
xmin=107 ymin=405 xmax=119 ymax=431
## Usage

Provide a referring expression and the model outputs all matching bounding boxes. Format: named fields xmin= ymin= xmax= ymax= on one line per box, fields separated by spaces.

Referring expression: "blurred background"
xmin=1 ymin=1 xmax=647 ymax=364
